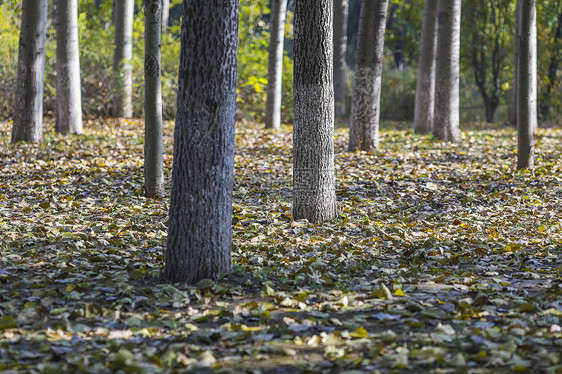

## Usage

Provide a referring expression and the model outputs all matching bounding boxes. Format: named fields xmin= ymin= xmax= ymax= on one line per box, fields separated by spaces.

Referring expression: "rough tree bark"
xmin=144 ymin=0 xmax=164 ymax=198
xmin=348 ymin=0 xmax=389 ymax=152
xmin=333 ymin=0 xmax=349 ymax=118
xmin=413 ymin=0 xmax=438 ymax=134
xmin=293 ymin=0 xmax=337 ymax=223
xmin=113 ymin=0 xmax=134 ymax=118
xmin=162 ymin=0 xmax=170 ymax=33
xmin=265 ymin=0 xmax=288 ymax=130
xmin=164 ymin=0 xmax=239 ymax=283
xmin=11 ymin=0 xmax=48 ymax=143
xmin=433 ymin=0 xmax=461 ymax=142
xmin=56 ymin=0 xmax=83 ymax=134
xmin=517 ymin=0 xmax=536 ymax=170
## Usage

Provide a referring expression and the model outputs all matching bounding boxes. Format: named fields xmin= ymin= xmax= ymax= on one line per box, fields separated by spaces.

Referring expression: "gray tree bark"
xmin=11 ymin=0 xmax=48 ymax=143
xmin=164 ymin=0 xmax=239 ymax=284
xmin=333 ymin=0 xmax=349 ymax=118
xmin=113 ymin=0 xmax=134 ymax=118
xmin=293 ymin=0 xmax=337 ymax=223
xmin=162 ymin=0 xmax=170 ymax=33
xmin=144 ymin=0 xmax=164 ymax=198
xmin=510 ymin=0 xmax=521 ymax=126
xmin=413 ymin=0 xmax=438 ymax=134
xmin=265 ymin=0 xmax=288 ymax=130
xmin=56 ymin=0 xmax=83 ymax=135
xmin=433 ymin=0 xmax=461 ymax=142
xmin=517 ymin=0 xmax=536 ymax=170
xmin=348 ymin=0 xmax=389 ymax=152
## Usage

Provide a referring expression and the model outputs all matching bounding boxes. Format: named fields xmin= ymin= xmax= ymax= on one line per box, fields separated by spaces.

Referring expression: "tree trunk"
xmin=113 ymin=0 xmax=134 ymax=118
xmin=517 ymin=0 xmax=536 ymax=170
xmin=484 ymin=99 xmax=499 ymax=123
xmin=510 ymin=0 xmax=521 ymax=125
xmin=11 ymin=0 xmax=48 ymax=143
xmin=433 ymin=0 xmax=461 ymax=142
xmin=293 ymin=0 xmax=337 ymax=223
xmin=333 ymin=0 xmax=349 ymax=118
xmin=144 ymin=0 xmax=164 ymax=199
xmin=413 ymin=0 xmax=438 ymax=134
xmin=265 ymin=0 xmax=288 ymax=130
xmin=162 ymin=0 xmax=170 ymax=33
xmin=348 ymin=0 xmax=389 ymax=152
xmin=56 ymin=0 xmax=83 ymax=135
xmin=164 ymin=0 xmax=239 ymax=284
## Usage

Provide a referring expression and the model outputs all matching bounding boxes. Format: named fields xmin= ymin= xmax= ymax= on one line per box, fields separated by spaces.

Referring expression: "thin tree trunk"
xmin=164 ymin=0 xmax=239 ymax=284
xmin=517 ymin=0 xmax=536 ymax=169
xmin=413 ymin=0 xmax=438 ymax=134
xmin=333 ymin=0 xmax=349 ymax=118
xmin=113 ymin=0 xmax=134 ymax=118
xmin=56 ymin=0 xmax=83 ymax=134
xmin=265 ymin=0 xmax=288 ymax=130
xmin=144 ymin=0 xmax=164 ymax=198
xmin=433 ymin=0 xmax=461 ymax=142
xmin=162 ymin=0 xmax=170 ymax=33
xmin=11 ymin=0 xmax=48 ymax=143
xmin=293 ymin=0 xmax=337 ymax=223
xmin=348 ymin=0 xmax=389 ymax=152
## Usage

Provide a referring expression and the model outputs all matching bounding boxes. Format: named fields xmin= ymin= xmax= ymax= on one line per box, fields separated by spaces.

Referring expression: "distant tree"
xmin=113 ymin=0 xmax=134 ymax=118
xmin=265 ymin=0 xmax=288 ymax=130
xmin=433 ymin=0 xmax=461 ymax=142
xmin=511 ymin=0 xmax=521 ymax=126
xmin=162 ymin=0 xmax=170 ymax=33
xmin=333 ymin=0 xmax=349 ymax=118
xmin=517 ymin=0 xmax=536 ymax=169
xmin=293 ymin=0 xmax=337 ymax=222
xmin=56 ymin=0 xmax=83 ymax=134
xmin=413 ymin=0 xmax=438 ymax=134
xmin=144 ymin=0 xmax=164 ymax=198
xmin=348 ymin=0 xmax=389 ymax=152
xmin=11 ymin=0 xmax=48 ymax=143
xmin=164 ymin=0 xmax=239 ymax=283
xmin=539 ymin=10 xmax=562 ymax=120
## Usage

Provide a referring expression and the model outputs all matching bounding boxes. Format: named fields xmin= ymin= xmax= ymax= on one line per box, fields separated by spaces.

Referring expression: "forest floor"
xmin=0 ymin=118 xmax=561 ymax=373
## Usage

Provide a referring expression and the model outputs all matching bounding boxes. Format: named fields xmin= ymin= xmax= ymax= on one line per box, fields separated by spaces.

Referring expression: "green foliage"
xmin=0 ymin=2 xmax=20 ymax=117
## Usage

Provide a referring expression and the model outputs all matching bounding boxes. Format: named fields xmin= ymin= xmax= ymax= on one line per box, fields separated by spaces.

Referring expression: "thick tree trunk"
xmin=348 ymin=0 xmax=389 ymax=152
xmin=113 ymin=0 xmax=134 ymax=118
xmin=164 ymin=0 xmax=239 ymax=284
xmin=293 ymin=0 xmax=337 ymax=223
xmin=56 ymin=0 xmax=83 ymax=135
xmin=333 ymin=0 xmax=349 ymax=118
xmin=413 ymin=0 xmax=438 ymax=134
xmin=511 ymin=0 xmax=521 ymax=126
xmin=517 ymin=0 xmax=536 ymax=170
xmin=433 ymin=0 xmax=461 ymax=142
xmin=265 ymin=0 xmax=288 ymax=130
xmin=484 ymin=100 xmax=498 ymax=123
xmin=144 ymin=0 xmax=164 ymax=198
xmin=162 ymin=0 xmax=170 ymax=33
xmin=11 ymin=0 xmax=48 ymax=143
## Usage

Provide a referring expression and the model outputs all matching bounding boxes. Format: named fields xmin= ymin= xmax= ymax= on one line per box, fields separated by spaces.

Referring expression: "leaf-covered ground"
xmin=0 ymin=118 xmax=561 ymax=373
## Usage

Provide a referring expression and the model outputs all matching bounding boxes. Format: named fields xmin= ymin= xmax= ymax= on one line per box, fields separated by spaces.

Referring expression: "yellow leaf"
xmin=350 ymin=326 xmax=369 ymax=339
xmin=395 ymin=289 xmax=406 ymax=297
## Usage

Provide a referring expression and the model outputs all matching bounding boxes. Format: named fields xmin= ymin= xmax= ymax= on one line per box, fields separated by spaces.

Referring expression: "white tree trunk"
xmin=517 ymin=0 xmax=536 ymax=169
xmin=161 ymin=0 xmax=169 ymax=33
xmin=293 ymin=0 xmax=337 ymax=222
xmin=144 ymin=0 xmax=164 ymax=198
xmin=265 ymin=0 xmax=288 ymax=130
xmin=348 ymin=0 xmax=389 ymax=152
xmin=433 ymin=0 xmax=461 ymax=142
xmin=56 ymin=0 xmax=83 ymax=135
xmin=113 ymin=0 xmax=134 ymax=118
xmin=11 ymin=0 xmax=48 ymax=143
xmin=413 ymin=0 xmax=438 ymax=134
xmin=333 ymin=0 xmax=349 ymax=118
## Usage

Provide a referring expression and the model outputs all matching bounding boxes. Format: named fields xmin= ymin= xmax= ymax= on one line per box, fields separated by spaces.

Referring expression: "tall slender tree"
xmin=433 ymin=0 xmax=461 ymax=142
xmin=333 ymin=0 xmax=349 ymax=118
xmin=164 ymin=0 xmax=239 ymax=283
xmin=56 ymin=0 xmax=83 ymax=135
xmin=11 ymin=0 xmax=48 ymax=143
xmin=144 ymin=0 xmax=164 ymax=198
xmin=348 ymin=0 xmax=389 ymax=152
xmin=293 ymin=0 xmax=337 ymax=222
xmin=413 ymin=0 xmax=438 ymax=134
xmin=113 ymin=0 xmax=134 ymax=118
xmin=517 ymin=0 xmax=536 ymax=169
xmin=265 ymin=0 xmax=288 ymax=130
xmin=162 ymin=0 xmax=170 ymax=33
